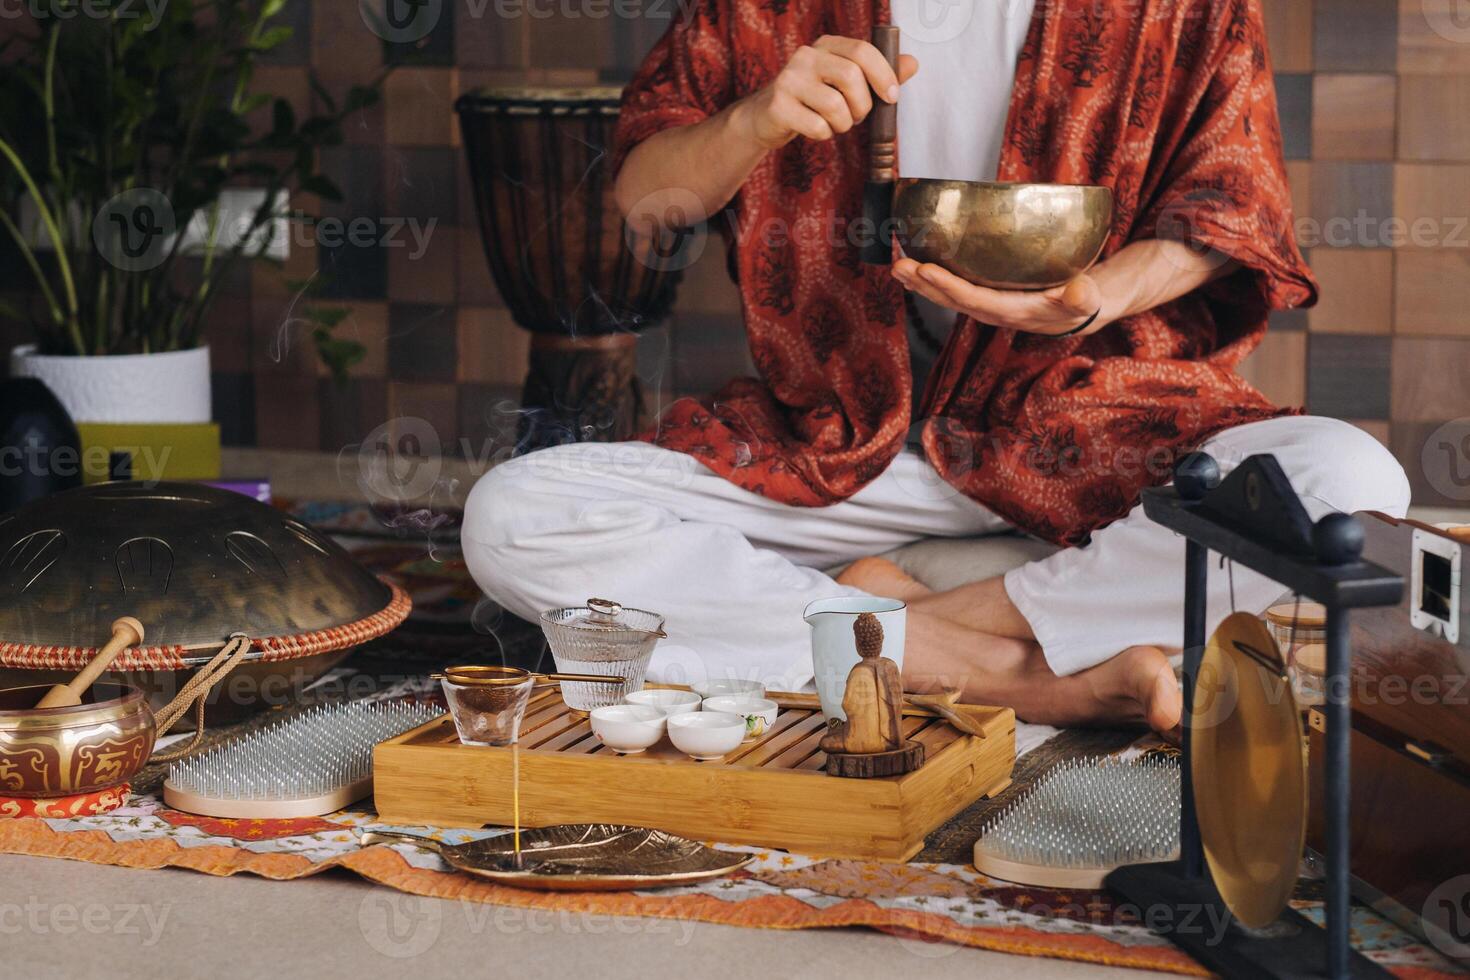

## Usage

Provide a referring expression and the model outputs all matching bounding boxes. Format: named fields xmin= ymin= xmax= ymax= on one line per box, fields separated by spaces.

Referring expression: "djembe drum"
xmin=456 ymin=87 xmax=684 ymax=451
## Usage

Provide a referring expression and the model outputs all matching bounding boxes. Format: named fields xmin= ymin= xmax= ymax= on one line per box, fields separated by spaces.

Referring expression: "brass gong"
xmin=1191 ymin=612 xmax=1306 ymax=929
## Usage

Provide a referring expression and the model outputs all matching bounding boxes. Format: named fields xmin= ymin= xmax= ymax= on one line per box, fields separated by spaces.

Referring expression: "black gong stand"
xmin=1105 ymin=452 xmax=1404 ymax=979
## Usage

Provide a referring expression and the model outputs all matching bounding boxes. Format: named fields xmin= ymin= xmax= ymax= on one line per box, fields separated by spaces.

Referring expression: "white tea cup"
xmin=802 ymin=596 xmax=907 ymax=721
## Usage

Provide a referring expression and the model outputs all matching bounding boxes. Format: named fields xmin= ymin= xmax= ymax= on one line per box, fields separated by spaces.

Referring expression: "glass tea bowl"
xmin=438 ymin=665 xmax=621 ymax=744
xmin=538 ymin=598 xmax=667 ymax=711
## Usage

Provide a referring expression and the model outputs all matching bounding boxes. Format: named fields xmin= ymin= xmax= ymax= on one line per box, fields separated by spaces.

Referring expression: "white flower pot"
xmin=9 ymin=344 xmax=212 ymax=424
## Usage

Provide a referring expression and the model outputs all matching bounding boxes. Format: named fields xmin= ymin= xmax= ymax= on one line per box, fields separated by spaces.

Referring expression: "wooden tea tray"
xmin=374 ymin=688 xmax=1015 ymax=862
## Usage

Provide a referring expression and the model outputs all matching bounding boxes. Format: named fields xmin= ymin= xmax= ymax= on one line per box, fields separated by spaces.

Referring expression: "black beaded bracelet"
xmin=1058 ymin=308 xmax=1103 ymax=337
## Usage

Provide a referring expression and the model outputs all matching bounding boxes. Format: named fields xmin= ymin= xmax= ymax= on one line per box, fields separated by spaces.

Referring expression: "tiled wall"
xmin=2 ymin=1 xmax=1467 ymax=504
xmin=213 ymin=4 xmax=752 ymax=462
xmin=1244 ymin=0 xmax=1470 ymax=506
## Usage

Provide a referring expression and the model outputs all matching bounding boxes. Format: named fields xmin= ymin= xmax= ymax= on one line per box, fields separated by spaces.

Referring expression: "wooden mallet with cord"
xmin=34 ymin=617 xmax=145 ymax=709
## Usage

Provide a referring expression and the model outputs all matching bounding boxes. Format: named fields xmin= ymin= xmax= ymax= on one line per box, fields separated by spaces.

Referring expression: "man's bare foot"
xmin=836 ymin=556 xmax=932 ymax=601
xmin=902 ymin=610 xmax=1182 ymax=734
xmin=1081 ymin=645 xmax=1182 ymax=734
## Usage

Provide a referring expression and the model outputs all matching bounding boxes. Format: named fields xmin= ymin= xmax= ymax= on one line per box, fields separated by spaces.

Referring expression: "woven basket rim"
xmin=0 ymin=578 xmax=412 ymax=671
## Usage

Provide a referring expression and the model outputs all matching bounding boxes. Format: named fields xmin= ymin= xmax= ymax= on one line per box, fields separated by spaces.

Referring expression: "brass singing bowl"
xmin=0 ymin=683 xmax=156 ymax=797
xmin=892 ymin=179 xmax=1114 ymax=291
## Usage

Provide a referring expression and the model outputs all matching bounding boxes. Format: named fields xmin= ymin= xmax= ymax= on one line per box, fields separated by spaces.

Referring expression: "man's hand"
xmin=892 ymin=240 xmax=1240 ymax=337
xmin=893 ymin=258 xmax=1105 ymax=336
xmin=737 ymin=36 xmax=919 ymax=149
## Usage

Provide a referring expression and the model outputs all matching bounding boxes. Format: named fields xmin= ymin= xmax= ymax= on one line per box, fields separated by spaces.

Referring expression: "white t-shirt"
xmin=890 ymin=0 xmax=1035 ymax=430
xmin=892 ymin=0 xmax=1036 ymax=182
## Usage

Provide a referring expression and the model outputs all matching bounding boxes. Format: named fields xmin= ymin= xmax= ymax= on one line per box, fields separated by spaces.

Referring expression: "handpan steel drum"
xmin=0 ymin=482 xmax=410 ymax=718
xmin=456 ymin=86 xmax=683 ymax=449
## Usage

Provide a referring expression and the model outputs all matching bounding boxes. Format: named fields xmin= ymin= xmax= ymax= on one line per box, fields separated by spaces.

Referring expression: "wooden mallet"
xmin=34 ymin=617 xmax=145 ymax=709
xmin=860 ymin=24 xmax=901 ymax=265
xmin=907 ymin=690 xmax=987 ymax=738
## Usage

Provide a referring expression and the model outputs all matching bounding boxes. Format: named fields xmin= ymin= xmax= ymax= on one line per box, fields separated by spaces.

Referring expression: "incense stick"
xmin=512 ymin=743 xmax=523 ymax=867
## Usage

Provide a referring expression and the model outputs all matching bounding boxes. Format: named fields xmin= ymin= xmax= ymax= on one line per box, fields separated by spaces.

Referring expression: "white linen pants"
xmin=462 ymin=416 xmax=1410 ymax=690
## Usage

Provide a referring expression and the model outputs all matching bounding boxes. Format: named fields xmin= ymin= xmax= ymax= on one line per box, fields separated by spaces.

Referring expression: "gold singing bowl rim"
xmin=0 ymin=682 xmax=151 ymax=732
xmin=438 ymin=665 xmax=620 ymax=688
xmin=0 ymin=683 xmax=155 ymax=796
xmin=891 ymin=178 xmax=1114 ymax=291
xmin=1191 ymin=612 xmax=1306 ymax=930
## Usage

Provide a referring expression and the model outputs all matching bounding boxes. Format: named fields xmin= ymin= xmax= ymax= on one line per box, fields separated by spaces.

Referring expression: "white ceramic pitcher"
xmin=803 ymin=596 xmax=907 ymax=721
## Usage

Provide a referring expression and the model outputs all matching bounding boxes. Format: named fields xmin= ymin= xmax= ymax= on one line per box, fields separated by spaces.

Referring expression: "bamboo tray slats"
xmin=374 ymin=688 xmax=1016 ymax=862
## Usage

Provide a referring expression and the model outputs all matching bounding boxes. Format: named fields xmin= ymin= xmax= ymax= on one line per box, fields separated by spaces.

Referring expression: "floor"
xmin=2 ymin=855 xmax=1172 ymax=980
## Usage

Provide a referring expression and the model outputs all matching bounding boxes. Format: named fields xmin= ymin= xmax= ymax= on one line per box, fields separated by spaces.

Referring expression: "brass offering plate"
xmin=361 ymin=824 xmax=752 ymax=892
xmin=1192 ymin=612 xmax=1306 ymax=929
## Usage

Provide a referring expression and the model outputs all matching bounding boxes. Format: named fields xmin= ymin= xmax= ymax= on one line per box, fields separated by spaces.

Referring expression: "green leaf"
xmin=304 ymin=306 xmax=350 ymax=328
xmin=0 ymin=0 xmax=389 ymax=368
xmin=238 ymin=93 xmax=272 ymax=114
xmin=313 ymin=331 xmax=367 ymax=385
xmin=251 ymin=26 xmax=294 ymax=53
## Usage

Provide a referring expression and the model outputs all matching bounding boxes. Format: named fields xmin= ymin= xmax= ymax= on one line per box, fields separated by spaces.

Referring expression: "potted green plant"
xmin=0 ymin=0 xmax=381 ymax=426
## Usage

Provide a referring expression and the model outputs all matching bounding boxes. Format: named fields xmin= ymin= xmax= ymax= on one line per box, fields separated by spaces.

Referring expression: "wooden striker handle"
xmin=907 ymin=690 xmax=987 ymax=738
xmin=37 ymin=617 xmax=145 ymax=709
xmin=868 ymin=25 xmax=900 ymax=183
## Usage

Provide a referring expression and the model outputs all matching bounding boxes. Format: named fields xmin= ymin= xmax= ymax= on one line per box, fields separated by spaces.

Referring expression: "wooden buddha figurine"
xmin=821 ymin=613 xmax=924 ymax=777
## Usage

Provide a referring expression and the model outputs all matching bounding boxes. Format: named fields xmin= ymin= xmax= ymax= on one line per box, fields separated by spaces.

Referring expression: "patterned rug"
xmin=1 ymin=776 xmax=1459 ymax=979
xmin=0 ymin=500 xmax=1460 ymax=975
xmin=0 ymin=682 xmax=1460 ymax=979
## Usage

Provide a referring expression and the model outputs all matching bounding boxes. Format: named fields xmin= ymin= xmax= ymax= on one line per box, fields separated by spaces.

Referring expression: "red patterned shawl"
xmin=614 ymin=0 xmax=1316 ymax=545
